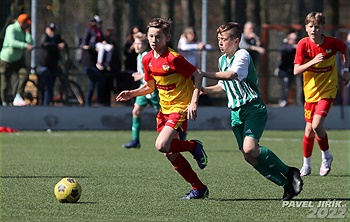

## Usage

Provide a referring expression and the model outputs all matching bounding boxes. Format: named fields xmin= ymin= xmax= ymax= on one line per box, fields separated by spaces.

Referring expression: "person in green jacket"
xmin=0 ymin=13 xmax=33 ymax=106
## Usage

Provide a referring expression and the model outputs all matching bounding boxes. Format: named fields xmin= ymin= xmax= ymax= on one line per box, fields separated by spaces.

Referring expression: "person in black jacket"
xmin=37 ymin=22 xmax=66 ymax=105
xmin=276 ymin=31 xmax=298 ymax=107
xmin=80 ymin=16 xmax=108 ymax=106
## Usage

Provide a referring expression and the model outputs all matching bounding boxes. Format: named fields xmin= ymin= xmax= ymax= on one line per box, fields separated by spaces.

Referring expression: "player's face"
xmin=217 ymin=31 xmax=239 ymax=57
xmin=305 ymin=22 xmax=324 ymax=42
xmin=147 ymin=27 xmax=169 ymax=52
xmin=134 ymin=38 xmax=145 ymax=54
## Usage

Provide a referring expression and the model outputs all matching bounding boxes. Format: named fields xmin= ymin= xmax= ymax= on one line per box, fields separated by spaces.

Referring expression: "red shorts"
xmin=304 ymin=98 xmax=334 ymax=123
xmin=156 ymin=112 xmax=188 ymax=133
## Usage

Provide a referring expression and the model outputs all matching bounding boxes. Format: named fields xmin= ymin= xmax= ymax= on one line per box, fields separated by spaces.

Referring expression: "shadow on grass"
xmin=326 ymin=174 xmax=350 ymax=177
xmin=208 ymin=149 xmax=241 ymax=153
xmin=302 ymin=174 xmax=350 ymax=178
xmin=210 ymin=197 xmax=281 ymax=201
xmin=69 ymin=201 xmax=98 ymax=204
xmin=1 ymin=175 xmax=89 ymax=179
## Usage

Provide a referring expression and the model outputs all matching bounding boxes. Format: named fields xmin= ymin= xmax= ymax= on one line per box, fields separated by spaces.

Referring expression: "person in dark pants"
xmin=37 ymin=22 xmax=66 ymax=105
xmin=276 ymin=31 xmax=298 ymax=107
xmin=80 ymin=16 xmax=108 ymax=106
xmin=0 ymin=14 xmax=33 ymax=106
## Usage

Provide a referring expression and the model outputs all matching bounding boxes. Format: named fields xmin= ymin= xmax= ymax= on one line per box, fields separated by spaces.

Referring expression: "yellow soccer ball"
xmin=54 ymin=177 xmax=81 ymax=203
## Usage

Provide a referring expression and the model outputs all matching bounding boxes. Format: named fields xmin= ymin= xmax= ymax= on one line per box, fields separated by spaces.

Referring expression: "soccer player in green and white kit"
xmin=201 ymin=22 xmax=303 ymax=200
xmin=123 ymin=32 xmax=160 ymax=148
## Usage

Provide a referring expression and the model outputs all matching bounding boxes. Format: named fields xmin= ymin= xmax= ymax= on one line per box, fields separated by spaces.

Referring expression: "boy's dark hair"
xmin=217 ymin=22 xmax=242 ymax=40
xmin=305 ymin=12 xmax=326 ymax=26
xmin=147 ymin=18 xmax=172 ymax=35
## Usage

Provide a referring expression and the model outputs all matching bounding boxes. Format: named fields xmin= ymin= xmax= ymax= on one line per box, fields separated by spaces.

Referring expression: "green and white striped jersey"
xmin=218 ymin=49 xmax=260 ymax=109
xmin=137 ymin=51 xmax=149 ymax=85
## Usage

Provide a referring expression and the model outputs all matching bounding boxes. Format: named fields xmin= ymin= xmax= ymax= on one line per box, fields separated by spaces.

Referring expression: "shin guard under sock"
xmin=171 ymin=153 xmax=205 ymax=190
xmin=303 ymin=135 xmax=314 ymax=158
xmin=254 ymin=147 xmax=289 ymax=187
xmin=316 ymin=134 xmax=329 ymax=151
xmin=169 ymin=139 xmax=196 ymax=153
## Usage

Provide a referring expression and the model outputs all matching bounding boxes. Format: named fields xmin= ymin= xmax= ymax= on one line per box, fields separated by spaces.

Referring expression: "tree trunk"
xmin=221 ymin=0 xmax=231 ymax=23
xmin=235 ymin=0 xmax=247 ymax=26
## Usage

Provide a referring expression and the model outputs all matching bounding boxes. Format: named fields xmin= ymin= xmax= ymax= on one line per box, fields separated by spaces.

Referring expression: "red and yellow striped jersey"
xmin=142 ymin=47 xmax=196 ymax=114
xmin=294 ymin=36 xmax=346 ymax=102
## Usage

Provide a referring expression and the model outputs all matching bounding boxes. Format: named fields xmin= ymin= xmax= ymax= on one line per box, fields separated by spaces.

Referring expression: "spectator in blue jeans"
xmin=37 ymin=22 xmax=66 ymax=105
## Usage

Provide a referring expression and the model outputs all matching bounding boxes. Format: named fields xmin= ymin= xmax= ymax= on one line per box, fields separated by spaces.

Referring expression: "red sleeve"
xmin=335 ymin=38 xmax=347 ymax=54
xmin=294 ymin=39 xmax=305 ymax=65
xmin=173 ymin=55 xmax=196 ymax=79
xmin=142 ymin=53 xmax=153 ymax=82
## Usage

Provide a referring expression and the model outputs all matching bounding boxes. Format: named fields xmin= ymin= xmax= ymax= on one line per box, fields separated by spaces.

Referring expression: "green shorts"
xmin=230 ymin=99 xmax=267 ymax=149
xmin=135 ymin=92 xmax=160 ymax=112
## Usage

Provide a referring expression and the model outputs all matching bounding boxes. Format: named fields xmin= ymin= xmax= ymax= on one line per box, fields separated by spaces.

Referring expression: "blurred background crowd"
xmin=0 ymin=0 xmax=349 ymax=107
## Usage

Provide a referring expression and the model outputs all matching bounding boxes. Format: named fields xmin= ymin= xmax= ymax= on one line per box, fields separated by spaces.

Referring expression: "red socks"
xmin=303 ymin=134 xmax=329 ymax=157
xmin=169 ymin=139 xmax=196 ymax=153
xmin=303 ymin=135 xmax=314 ymax=158
xmin=170 ymin=153 xmax=205 ymax=190
xmin=316 ymin=134 xmax=329 ymax=151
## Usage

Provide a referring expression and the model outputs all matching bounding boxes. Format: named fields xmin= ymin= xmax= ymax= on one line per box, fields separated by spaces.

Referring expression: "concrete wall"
xmin=0 ymin=106 xmax=349 ymax=131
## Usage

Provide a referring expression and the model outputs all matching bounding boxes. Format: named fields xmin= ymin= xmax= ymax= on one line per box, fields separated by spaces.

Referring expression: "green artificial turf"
xmin=1 ymin=130 xmax=349 ymax=221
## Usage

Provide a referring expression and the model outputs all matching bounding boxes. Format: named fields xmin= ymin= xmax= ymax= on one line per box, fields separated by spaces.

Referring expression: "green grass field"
xmin=1 ymin=130 xmax=349 ymax=221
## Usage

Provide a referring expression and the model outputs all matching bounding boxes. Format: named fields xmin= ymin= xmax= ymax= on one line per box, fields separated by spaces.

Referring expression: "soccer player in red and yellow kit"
xmin=294 ymin=12 xmax=350 ymax=177
xmin=116 ymin=18 xmax=208 ymax=200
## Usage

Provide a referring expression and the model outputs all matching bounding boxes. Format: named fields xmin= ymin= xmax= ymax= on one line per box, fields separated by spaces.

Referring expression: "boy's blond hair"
xmin=134 ymin=32 xmax=148 ymax=45
xmin=305 ymin=12 xmax=326 ymax=26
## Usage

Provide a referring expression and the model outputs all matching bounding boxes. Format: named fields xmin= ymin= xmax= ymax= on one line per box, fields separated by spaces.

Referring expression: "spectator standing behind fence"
xmin=103 ymin=28 xmax=120 ymax=106
xmin=123 ymin=32 xmax=160 ymax=149
xmin=239 ymin=21 xmax=266 ymax=67
xmin=275 ymin=31 xmax=298 ymax=107
xmin=0 ymin=14 xmax=33 ymax=106
xmin=80 ymin=15 xmax=108 ymax=106
xmin=294 ymin=12 xmax=349 ymax=177
xmin=123 ymin=26 xmax=142 ymax=74
xmin=177 ymin=27 xmax=212 ymax=69
xmin=37 ymin=22 xmax=66 ymax=106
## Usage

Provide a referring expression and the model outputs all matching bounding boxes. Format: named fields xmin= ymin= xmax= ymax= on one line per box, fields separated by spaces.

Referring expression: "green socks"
xmin=131 ymin=117 xmax=141 ymax=141
xmin=254 ymin=146 xmax=289 ymax=187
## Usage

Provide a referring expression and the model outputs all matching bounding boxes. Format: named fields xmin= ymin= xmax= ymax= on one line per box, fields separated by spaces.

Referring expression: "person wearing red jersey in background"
xmin=116 ymin=18 xmax=209 ymax=200
xmin=294 ymin=12 xmax=349 ymax=177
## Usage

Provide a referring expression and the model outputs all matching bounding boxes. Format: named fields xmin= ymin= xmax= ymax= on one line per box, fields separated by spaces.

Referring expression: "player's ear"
xmin=166 ymin=34 xmax=171 ymax=42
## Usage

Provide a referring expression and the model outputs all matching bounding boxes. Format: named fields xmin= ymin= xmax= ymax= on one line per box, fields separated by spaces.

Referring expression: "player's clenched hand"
xmin=116 ymin=90 xmax=132 ymax=102
xmin=312 ymin=53 xmax=325 ymax=65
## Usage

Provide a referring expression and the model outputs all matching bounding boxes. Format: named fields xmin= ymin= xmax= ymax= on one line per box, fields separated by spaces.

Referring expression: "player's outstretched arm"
xmin=201 ymin=85 xmax=225 ymax=95
xmin=116 ymin=80 xmax=155 ymax=102
xmin=202 ymin=71 xmax=237 ymax=80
